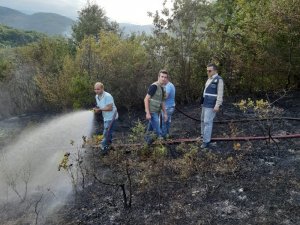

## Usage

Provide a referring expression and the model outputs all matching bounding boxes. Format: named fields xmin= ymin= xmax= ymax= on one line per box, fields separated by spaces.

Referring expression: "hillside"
xmin=0 ymin=24 xmax=46 ymax=47
xmin=0 ymin=6 xmax=74 ymax=36
xmin=0 ymin=6 xmax=154 ymax=37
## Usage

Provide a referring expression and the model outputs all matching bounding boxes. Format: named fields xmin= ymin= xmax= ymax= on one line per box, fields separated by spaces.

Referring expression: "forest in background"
xmin=0 ymin=0 xmax=299 ymax=119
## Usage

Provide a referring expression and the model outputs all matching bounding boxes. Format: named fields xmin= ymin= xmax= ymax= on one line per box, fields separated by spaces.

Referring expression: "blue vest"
xmin=203 ymin=75 xmax=222 ymax=108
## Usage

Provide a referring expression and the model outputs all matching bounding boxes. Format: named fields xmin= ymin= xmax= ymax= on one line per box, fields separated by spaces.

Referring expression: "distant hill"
xmin=0 ymin=6 xmax=154 ymax=37
xmin=0 ymin=24 xmax=46 ymax=47
xmin=119 ymin=23 xmax=154 ymax=36
xmin=0 ymin=6 xmax=74 ymax=36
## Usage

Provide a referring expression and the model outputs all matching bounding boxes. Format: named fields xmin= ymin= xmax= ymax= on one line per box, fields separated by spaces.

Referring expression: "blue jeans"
xmin=145 ymin=112 xmax=162 ymax=144
xmin=101 ymin=119 xmax=116 ymax=148
xmin=162 ymin=106 xmax=175 ymax=137
xmin=201 ymin=107 xmax=216 ymax=143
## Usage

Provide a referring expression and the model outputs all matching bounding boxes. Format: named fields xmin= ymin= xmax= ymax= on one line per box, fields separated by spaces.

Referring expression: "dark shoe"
xmin=146 ymin=139 xmax=154 ymax=145
xmin=210 ymin=142 xmax=217 ymax=147
xmin=100 ymin=146 xmax=109 ymax=155
xmin=157 ymin=136 xmax=164 ymax=141
xmin=163 ymin=134 xmax=171 ymax=140
xmin=200 ymin=142 xmax=210 ymax=149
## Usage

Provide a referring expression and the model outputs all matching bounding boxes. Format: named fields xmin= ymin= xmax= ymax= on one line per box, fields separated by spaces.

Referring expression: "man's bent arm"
xmin=215 ymin=79 xmax=224 ymax=108
xmin=144 ymin=95 xmax=151 ymax=113
xmin=100 ymin=103 xmax=113 ymax=111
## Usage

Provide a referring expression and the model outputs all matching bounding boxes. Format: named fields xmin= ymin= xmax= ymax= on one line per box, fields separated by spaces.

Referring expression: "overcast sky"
xmin=0 ymin=0 xmax=169 ymax=25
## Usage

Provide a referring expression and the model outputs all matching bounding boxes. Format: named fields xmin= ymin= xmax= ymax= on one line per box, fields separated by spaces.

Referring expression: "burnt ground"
xmin=46 ymin=93 xmax=300 ymax=225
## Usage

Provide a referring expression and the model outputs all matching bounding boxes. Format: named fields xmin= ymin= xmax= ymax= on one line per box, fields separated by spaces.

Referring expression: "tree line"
xmin=0 ymin=0 xmax=299 ymax=118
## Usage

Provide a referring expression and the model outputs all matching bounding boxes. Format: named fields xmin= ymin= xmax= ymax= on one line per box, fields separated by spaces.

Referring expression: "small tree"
xmin=235 ymin=96 xmax=284 ymax=150
xmin=72 ymin=2 xmax=119 ymax=43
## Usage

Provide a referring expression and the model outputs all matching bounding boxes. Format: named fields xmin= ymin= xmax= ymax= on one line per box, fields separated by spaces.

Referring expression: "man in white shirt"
xmin=93 ymin=82 xmax=118 ymax=154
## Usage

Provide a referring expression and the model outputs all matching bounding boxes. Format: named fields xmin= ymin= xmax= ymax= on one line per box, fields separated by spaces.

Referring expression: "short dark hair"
xmin=158 ymin=69 xmax=168 ymax=78
xmin=207 ymin=63 xmax=218 ymax=71
xmin=159 ymin=69 xmax=168 ymax=75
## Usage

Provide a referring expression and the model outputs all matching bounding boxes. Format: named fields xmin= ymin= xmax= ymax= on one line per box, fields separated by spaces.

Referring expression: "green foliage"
xmin=17 ymin=37 xmax=71 ymax=74
xmin=72 ymin=3 xmax=119 ymax=43
xmin=0 ymin=56 xmax=13 ymax=81
xmin=0 ymin=24 xmax=46 ymax=47
xmin=152 ymin=144 xmax=168 ymax=158
xmin=69 ymin=73 xmax=94 ymax=109
xmin=20 ymin=31 xmax=152 ymax=111
xmin=1 ymin=0 xmax=300 ymax=115
xmin=179 ymin=144 xmax=199 ymax=178
xmin=234 ymin=98 xmax=283 ymax=119
xmin=21 ymin=38 xmax=77 ymax=110
xmin=75 ymin=33 xmax=153 ymax=109
xmin=58 ymin=147 xmax=87 ymax=193
xmin=206 ymin=0 xmax=300 ymax=93
xmin=234 ymin=97 xmax=284 ymax=148
xmin=150 ymin=0 xmax=212 ymax=102
xmin=147 ymin=0 xmax=299 ymax=97
xmin=129 ymin=120 xmax=147 ymax=143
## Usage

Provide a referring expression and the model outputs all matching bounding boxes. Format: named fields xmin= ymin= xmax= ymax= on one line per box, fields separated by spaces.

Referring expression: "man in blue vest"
xmin=201 ymin=63 xmax=224 ymax=148
xmin=162 ymin=74 xmax=176 ymax=139
xmin=144 ymin=70 xmax=168 ymax=144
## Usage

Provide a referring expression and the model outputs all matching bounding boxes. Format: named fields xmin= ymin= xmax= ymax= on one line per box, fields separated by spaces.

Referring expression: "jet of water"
xmin=0 ymin=110 xmax=94 ymax=222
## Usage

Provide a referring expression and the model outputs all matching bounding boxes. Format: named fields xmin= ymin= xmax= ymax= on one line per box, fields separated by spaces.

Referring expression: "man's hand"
xmin=163 ymin=113 xmax=168 ymax=122
xmin=146 ymin=112 xmax=151 ymax=120
xmin=213 ymin=106 xmax=220 ymax=112
xmin=93 ymin=107 xmax=101 ymax=113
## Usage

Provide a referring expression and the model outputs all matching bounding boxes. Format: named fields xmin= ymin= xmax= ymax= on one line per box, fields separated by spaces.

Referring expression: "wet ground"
xmin=42 ymin=92 xmax=300 ymax=225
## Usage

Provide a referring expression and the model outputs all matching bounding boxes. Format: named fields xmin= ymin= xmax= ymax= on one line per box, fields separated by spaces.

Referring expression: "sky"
xmin=0 ymin=0 xmax=168 ymax=25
